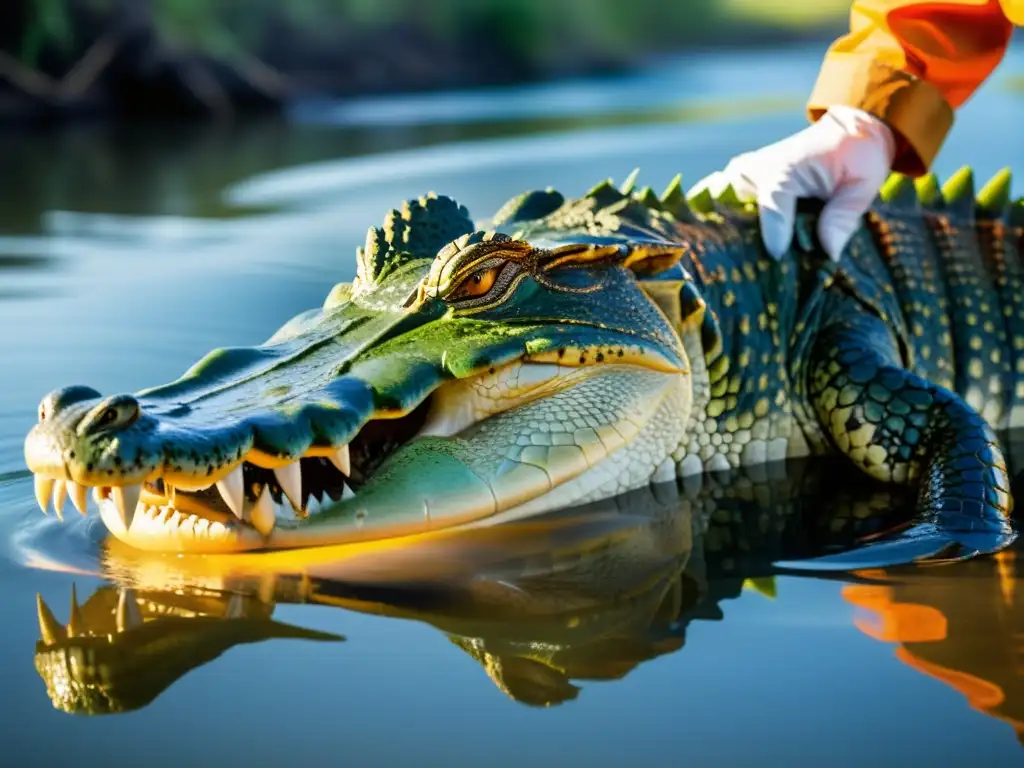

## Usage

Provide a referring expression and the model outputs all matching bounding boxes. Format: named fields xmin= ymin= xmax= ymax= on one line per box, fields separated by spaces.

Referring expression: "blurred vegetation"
xmin=721 ymin=0 xmax=852 ymax=29
xmin=0 ymin=0 xmax=848 ymax=121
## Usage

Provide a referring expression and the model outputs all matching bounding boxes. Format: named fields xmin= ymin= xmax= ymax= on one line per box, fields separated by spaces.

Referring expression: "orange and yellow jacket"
xmin=807 ymin=0 xmax=1020 ymax=176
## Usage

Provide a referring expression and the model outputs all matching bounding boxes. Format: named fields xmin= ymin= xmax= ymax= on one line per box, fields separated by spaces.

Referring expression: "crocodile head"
xmin=34 ymin=585 xmax=341 ymax=715
xmin=25 ymin=193 xmax=696 ymax=553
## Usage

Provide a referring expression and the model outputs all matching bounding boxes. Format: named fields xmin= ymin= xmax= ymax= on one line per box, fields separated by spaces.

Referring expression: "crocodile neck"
xmin=642 ymin=211 xmax=820 ymax=478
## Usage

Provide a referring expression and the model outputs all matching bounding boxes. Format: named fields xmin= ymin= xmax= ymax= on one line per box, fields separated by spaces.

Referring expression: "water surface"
xmin=3 ymin=44 xmax=1024 ymax=766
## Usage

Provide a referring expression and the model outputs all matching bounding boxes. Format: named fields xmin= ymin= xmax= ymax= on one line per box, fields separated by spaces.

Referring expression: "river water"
xmin=2 ymin=44 xmax=1024 ymax=766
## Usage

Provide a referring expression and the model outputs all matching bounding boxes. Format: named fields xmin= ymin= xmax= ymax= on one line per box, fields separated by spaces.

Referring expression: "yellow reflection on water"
xmin=23 ymin=462 xmax=1024 ymax=751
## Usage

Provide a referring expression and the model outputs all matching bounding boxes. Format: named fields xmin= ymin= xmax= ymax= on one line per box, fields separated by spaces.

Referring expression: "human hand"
xmin=689 ymin=105 xmax=896 ymax=261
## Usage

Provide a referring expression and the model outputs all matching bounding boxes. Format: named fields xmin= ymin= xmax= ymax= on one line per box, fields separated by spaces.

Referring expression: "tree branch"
xmin=0 ymin=50 xmax=57 ymax=100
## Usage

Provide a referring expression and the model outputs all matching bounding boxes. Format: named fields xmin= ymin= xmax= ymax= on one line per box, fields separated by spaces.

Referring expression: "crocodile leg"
xmin=795 ymin=304 xmax=1017 ymax=569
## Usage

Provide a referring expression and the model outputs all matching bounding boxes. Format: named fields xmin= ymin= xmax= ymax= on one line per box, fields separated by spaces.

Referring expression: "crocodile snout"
xmin=24 ymin=387 xmax=156 ymax=489
xmin=27 ymin=386 xmax=104 ymax=481
xmin=25 ymin=386 xmax=161 ymax=524
xmin=38 ymin=388 xmax=140 ymax=434
xmin=28 ymin=388 xmax=145 ymax=476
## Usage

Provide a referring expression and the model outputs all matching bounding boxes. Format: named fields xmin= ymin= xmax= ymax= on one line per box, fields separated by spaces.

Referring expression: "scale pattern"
xmin=502 ymin=164 xmax=1022 ymax=557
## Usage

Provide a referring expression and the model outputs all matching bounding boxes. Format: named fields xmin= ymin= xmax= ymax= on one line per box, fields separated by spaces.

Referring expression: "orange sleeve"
xmin=807 ymin=0 xmax=1013 ymax=176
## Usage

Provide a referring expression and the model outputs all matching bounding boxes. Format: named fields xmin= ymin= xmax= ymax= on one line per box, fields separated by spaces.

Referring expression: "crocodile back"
xmin=851 ymin=169 xmax=1024 ymax=432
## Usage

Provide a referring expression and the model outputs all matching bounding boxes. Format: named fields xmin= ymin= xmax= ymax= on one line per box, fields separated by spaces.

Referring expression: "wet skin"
xmin=22 ymin=167 xmax=1023 ymax=558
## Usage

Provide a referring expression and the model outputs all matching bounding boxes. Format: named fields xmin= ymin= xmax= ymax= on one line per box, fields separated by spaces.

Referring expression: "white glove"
xmin=689 ymin=105 xmax=897 ymax=262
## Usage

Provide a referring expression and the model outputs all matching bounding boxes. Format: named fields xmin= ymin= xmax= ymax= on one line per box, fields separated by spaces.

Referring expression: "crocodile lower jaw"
xmin=97 ymin=491 xmax=243 ymax=547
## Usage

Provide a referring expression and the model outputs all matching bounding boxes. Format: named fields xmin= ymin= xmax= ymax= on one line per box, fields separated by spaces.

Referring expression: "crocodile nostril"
xmin=38 ymin=385 xmax=103 ymax=424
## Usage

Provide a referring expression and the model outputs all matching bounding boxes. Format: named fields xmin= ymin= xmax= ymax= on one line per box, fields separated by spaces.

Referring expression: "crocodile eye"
xmin=96 ymin=400 xmax=140 ymax=430
xmin=450 ymin=266 xmax=499 ymax=301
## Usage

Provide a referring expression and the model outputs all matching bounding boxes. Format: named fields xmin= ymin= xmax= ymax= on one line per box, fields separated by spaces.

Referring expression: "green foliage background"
xmin=13 ymin=0 xmax=849 ymax=70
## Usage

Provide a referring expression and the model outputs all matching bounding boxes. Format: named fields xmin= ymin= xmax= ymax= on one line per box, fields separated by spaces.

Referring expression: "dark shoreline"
xmin=0 ymin=22 xmax=842 ymax=129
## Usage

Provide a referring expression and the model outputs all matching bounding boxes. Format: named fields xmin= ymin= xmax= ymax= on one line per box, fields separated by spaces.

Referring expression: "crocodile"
xmin=21 ymin=164 xmax=1024 ymax=557
xmin=31 ymin=461 xmax=921 ymax=714
xmin=33 ymin=462 xmax=1023 ymax=722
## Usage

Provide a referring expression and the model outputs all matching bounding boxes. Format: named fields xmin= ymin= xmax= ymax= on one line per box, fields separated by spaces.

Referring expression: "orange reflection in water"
xmin=844 ymin=551 xmax=1024 ymax=745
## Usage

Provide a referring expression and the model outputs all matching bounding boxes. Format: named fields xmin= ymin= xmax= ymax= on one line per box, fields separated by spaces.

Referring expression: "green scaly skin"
xmin=21 ymin=165 xmax=1021 ymax=558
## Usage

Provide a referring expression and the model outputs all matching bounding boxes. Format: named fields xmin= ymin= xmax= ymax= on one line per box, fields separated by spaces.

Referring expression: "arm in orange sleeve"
xmin=807 ymin=0 xmax=1014 ymax=176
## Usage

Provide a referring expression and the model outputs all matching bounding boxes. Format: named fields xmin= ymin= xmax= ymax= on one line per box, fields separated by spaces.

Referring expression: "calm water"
xmin=2 ymin=44 xmax=1024 ymax=766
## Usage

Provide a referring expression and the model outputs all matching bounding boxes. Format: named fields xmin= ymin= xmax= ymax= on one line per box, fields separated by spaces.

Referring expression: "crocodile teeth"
xmin=111 ymin=484 xmax=141 ymax=531
xmin=68 ymin=584 xmax=85 ymax=637
xmin=328 ymin=445 xmax=351 ymax=475
xmin=342 ymin=481 xmax=356 ymax=501
xmin=225 ymin=593 xmax=244 ymax=619
xmin=116 ymin=588 xmax=143 ymax=632
xmin=215 ymin=466 xmax=245 ymax=519
xmin=250 ymin=486 xmax=277 ymax=537
xmin=34 ymin=474 xmax=54 ymax=515
xmin=51 ymin=481 xmax=67 ymax=520
xmin=274 ymin=462 xmax=303 ymax=510
xmin=67 ymin=481 xmax=89 ymax=515
xmin=36 ymin=593 xmax=65 ymax=644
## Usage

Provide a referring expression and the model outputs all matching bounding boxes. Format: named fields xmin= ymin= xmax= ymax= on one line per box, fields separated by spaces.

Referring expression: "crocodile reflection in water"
xmin=29 ymin=458 xmax=1024 ymax=736
xmin=30 ymin=458 xmax=901 ymax=713
xmin=34 ymin=586 xmax=343 ymax=715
